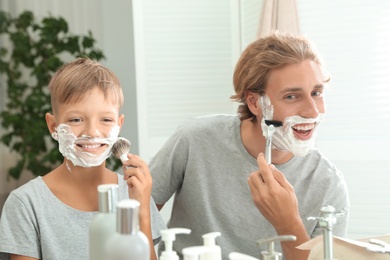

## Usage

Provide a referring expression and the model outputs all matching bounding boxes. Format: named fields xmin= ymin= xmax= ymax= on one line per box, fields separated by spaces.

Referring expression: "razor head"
xmin=265 ymin=120 xmax=283 ymax=127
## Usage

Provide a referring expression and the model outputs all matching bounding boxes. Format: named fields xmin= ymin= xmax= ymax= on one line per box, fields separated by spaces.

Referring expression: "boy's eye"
xmin=69 ymin=118 xmax=82 ymax=123
xmin=102 ymin=118 xmax=114 ymax=123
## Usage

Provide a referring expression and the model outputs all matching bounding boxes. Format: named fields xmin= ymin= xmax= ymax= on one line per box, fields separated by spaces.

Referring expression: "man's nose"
xmin=301 ymin=97 xmax=320 ymax=118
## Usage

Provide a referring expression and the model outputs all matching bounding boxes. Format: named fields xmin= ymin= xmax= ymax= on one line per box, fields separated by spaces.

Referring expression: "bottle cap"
xmin=97 ymin=184 xmax=118 ymax=213
xmin=116 ymin=199 xmax=140 ymax=234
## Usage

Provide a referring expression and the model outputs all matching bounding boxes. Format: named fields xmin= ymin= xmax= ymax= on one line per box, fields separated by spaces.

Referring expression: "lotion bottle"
xmin=160 ymin=228 xmax=191 ymax=260
xmin=89 ymin=184 xmax=118 ymax=260
xmin=200 ymin=232 xmax=222 ymax=260
xmin=228 ymin=252 xmax=259 ymax=260
xmin=105 ymin=199 xmax=150 ymax=260
xmin=182 ymin=246 xmax=214 ymax=260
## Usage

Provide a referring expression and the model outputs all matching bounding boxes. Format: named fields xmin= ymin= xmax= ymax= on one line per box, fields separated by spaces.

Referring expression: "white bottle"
xmin=159 ymin=228 xmax=192 ymax=260
xmin=228 ymin=252 xmax=259 ymax=260
xmin=182 ymin=246 xmax=214 ymax=260
xmin=200 ymin=232 xmax=222 ymax=260
xmin=89 ymin=184 xmax=118 ymax=260
xmin=105 ymin=199 xmax=150 ymax=260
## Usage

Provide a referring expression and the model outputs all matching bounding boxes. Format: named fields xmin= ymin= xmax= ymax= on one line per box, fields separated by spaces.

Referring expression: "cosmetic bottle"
xmin=105 ymin=199 xmax=150 ymax=260
xmin=200 ymin=232 xmax=222 ymax=260
xmin=89 ymin=184 xmax=118 ymax=260
xmin=182 ymin=246 xmax=214 ymax=260
xmin=160 ymin=228 xmax=191 ymax=260
xmin=228 ymin=252 xmax=259 ymax=260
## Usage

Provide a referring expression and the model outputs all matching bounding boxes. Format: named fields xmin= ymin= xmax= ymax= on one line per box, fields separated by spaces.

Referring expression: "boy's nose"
xmin=83 ymin=122 xmax=101 ymax=138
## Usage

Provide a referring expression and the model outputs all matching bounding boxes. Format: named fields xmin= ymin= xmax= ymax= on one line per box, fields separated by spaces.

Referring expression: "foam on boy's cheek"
xmin=53 ymin=124 xmax=120 ymax=168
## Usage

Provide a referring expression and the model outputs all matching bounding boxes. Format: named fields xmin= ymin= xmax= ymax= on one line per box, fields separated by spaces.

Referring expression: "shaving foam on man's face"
xmin=52 ymin=124 xmax=120 ymax=167
xmin=259 ymin=95 xmax=324 ymax=157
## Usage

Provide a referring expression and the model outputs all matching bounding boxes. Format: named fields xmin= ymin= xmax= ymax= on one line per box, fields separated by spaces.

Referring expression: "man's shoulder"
xmin=179 ymin=114 xmax=238 ymax=131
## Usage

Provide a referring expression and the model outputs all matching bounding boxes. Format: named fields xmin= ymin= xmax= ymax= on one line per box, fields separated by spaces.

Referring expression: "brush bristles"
xmin=111 ymin=137 xmax=131 ymax=160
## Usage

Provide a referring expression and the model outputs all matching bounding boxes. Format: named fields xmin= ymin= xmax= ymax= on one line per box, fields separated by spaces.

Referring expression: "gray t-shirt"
xmin=0 ymin=174 xmax=166 ymax=260
xmin=150 ymin=114 xmax=349 ymax=259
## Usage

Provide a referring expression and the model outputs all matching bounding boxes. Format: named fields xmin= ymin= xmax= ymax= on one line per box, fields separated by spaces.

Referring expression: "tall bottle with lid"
xmin=89 ymin=184 xmax=118 ymax=260
xmin=105 ymin=199 xmax=150 ymax=260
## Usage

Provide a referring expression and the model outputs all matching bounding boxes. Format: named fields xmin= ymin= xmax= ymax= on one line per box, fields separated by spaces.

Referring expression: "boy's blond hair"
xmin=231 ymin=32 xmax=330 ymax=122
xmin=48 ymin=58 xmax=124 ymax=115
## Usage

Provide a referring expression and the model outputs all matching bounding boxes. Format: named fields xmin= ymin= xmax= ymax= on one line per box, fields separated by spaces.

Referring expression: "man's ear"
xmin=245 ymin=91 xmax=262 ymax=116
xmin=45 ymin=112 xmax=57 ymax=134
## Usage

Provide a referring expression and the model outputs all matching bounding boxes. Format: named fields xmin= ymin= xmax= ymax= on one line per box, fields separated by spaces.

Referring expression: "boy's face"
xmin=47 ymin=87 xmax=124 ymax=167
xmin=260 ymin=59 xmax=325 ymax=156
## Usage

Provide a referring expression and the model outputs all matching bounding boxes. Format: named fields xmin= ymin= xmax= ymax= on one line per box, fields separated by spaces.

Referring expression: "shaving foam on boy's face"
xmin=259 ymin=95 xmax=324 ymax=157
xmin=52 ymin=124 xmax=119 ymax=167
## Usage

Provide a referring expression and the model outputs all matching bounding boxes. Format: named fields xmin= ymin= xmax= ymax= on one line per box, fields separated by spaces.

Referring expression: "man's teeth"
xmin=293 ymin=123 xmax=315 ymax=131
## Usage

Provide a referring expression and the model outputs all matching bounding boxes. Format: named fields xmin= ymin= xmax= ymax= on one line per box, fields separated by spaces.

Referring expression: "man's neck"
xmin=240 ymin=118 xmax=293 ymax=164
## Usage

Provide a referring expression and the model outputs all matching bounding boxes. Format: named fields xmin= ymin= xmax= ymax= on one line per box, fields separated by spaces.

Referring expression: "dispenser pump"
xmin=257 ymin=235 xmax=296 ymax=260
xmin=200 ymin=232 xmax=222 ymax=260
xmin=160 ymin=228 xmax=191 ymax=260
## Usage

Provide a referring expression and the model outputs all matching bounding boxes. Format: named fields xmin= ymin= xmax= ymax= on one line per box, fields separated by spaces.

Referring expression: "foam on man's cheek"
xmin=258 ymin=95 xmax=322 ymax=157
xmin=53 ymin=124 xmax=120 ymax=168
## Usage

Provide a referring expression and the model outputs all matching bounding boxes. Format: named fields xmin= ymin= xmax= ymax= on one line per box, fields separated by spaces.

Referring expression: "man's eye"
xmin=285 ymin=95 xmax=296 ymax=100
xmin=312 ymin=91 xmax=323 ymax=97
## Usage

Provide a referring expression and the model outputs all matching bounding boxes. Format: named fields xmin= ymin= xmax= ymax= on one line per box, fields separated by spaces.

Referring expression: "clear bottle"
xmin=105 ymin=199 xmax=150 ymax=260
xmin=89 ymin=184 xmax=118 ymax=260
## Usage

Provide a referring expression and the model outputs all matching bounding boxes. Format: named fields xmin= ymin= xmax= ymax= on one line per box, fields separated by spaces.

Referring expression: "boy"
xmin=0 ymin=58 xmax=166 ymax=260
xmin=150 ymin=32 xmax=349 ymax=259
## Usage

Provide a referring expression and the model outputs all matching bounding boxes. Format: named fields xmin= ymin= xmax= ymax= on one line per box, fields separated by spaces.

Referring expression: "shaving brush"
xmin=111 ymin=137 xmax=131 ymax=163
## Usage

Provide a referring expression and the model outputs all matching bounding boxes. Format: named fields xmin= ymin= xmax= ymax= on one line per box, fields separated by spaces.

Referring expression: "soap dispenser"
xmin=257 ymin=235 xmax=296 ymax=260
xmin=105 ymin=199 xmax=150 ymax=260
xmin=89 ymin=184 xmax=118 ymax=260
xmin=159 ymin=228 xmax=191 ymax=260
xmin=182 ymin=246 xmax=214 ymax=260
xmin=200 ymin=232 xmax=222 ymax=260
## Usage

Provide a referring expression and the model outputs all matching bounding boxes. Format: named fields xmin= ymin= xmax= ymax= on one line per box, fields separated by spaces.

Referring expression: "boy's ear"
xmin=45 ymin=113 xmax=57 ymax=134
xmin=118 ymin=114 xmax=125 ymax=129
xmin=245 ymin=91 xmax=262 ymax=116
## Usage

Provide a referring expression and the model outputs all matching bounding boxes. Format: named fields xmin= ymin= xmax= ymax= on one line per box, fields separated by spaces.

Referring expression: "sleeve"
xmin=150 ymin=124 xmax=190 ymax=205
xmin=150 ymin=196 xmax=167 ymax=245
xmin=0 ymin=192 xmax=41 ymax=259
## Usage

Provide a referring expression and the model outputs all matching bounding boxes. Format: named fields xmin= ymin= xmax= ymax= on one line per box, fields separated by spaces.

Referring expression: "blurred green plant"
xmin=0 ymin=10 xmax=120 ymax=180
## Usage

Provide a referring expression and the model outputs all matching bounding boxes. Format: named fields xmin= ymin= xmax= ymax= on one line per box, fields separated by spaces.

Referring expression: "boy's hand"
xmin=122 ymin=154 xmax=152 ymax=217
xmin=247 ymin=153 xmax=301 ymax=231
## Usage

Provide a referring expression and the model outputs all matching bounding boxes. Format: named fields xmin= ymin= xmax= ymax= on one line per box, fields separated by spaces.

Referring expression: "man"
xmin=150 ymin=32 xmax=349 ymax=260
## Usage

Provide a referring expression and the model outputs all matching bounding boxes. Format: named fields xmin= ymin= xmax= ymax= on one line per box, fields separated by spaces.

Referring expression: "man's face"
xmin=264 ymin=59 xmax=325 ymax=142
